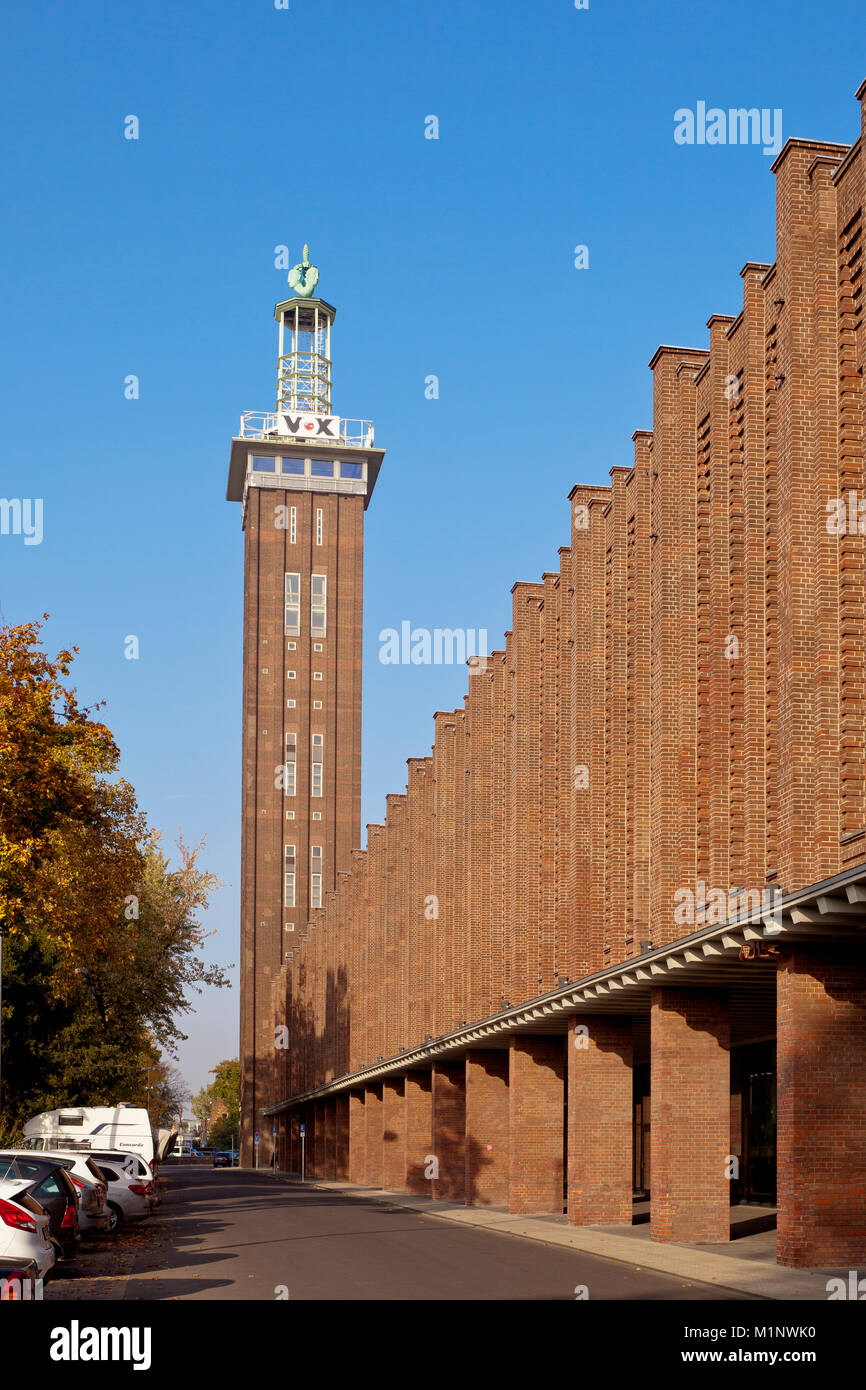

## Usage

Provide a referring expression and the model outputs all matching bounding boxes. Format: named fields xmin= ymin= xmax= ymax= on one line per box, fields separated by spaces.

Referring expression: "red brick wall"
xmin=650 ymin=988 xmax=730 ymax=1243
xmin=508 ymin=1037 xmax=565 ymax=1214
xmin=381 ymin=1078 xmax=406 ymax=1190
xmin=777 ymin=945 xmax=866 ymax=1266
xmin=567 ymin=1017 xmax=633 ymax=1225
xmin=363 ymin=1085 xmax=383 ymax=1187
xmin=404 ymin=1071 xmax=433 ymax=1194
xmin=464 ymin=1051 xmax=509 ymax=1206
xmin=347 ymin=1090 xmax=365 ymax=1184
xmin=431 ymin=1064 xmax=466 ymax=1201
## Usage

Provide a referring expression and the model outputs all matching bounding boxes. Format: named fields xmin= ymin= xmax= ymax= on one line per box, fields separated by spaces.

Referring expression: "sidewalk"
xmin=274 ymin=1174 xmax=847 ymax=1301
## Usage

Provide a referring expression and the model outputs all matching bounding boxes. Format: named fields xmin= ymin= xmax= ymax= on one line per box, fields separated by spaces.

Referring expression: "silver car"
xmin=0 ymin=1151 xmax=110 ymax=1236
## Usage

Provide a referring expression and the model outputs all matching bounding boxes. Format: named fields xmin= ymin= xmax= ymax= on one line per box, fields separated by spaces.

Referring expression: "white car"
xmin=0 ymin=1151 xmax=110 ymax=1236
xmin=85 ymin=1150 xmax=158 ymax=1214
xmin=0 ymin=1178 xmax=56 ymax=1281
xmin=88 ymin=1156 xmax=153 ymax=1229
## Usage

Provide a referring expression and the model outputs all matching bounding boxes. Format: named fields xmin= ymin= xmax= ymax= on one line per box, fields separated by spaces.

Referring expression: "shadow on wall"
xmin=405 ymin=1123 xmax=498 ymax=1206
xmin=278 ymin=964 xmax=351 ymax=1097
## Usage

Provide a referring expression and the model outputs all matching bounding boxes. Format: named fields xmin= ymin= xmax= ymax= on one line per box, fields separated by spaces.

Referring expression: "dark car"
xmin=211 ymin=1150 xmax=239 ymax=1168
xmin=0 ymin=1156 xmax=80 ymax=1263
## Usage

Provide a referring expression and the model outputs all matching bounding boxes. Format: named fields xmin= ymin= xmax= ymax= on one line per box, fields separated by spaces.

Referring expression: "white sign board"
xmin=277 ymin=413 xmax=341 ymax=440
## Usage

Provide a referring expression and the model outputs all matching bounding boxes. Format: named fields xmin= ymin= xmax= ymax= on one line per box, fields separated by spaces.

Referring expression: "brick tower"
xmin=227 ymin=248 xmax=385 ymax=1166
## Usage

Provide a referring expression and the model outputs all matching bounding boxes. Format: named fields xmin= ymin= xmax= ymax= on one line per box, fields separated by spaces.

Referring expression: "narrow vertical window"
xmin=310 ymin=844 xmax=322 ymax=909
xmin=311 ymin=574 xmax=327 ymax=637
xmin=311 ymin=732 xmax=323 ymax=797
xmin=316 ymin=508 xmax=323 ymax=546
xmin=284 ymin=732 xmax=296 ymax=797
xmin=289 ymin=506 xmax=297 ymax=544
xmin=283 ymin=844 xmax=296 ymax=908
xmin=284 ymin=572 xmax=300 ymax=635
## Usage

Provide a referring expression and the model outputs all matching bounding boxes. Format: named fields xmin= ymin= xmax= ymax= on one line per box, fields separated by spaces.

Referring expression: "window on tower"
xmin=284 ymin=573 xmax=301 ymax=635
xmin=281 ymin=457 xmax=305 ymax=476
xmin=311 ymin=574 xmax=327 ymax=637
xmin=250 ymin=455 xmax=276 ymax=472
xmin=310 ymin=459 xmax=334 ymax=478
xmin=316 ymin=508 xmax=323 ymax=546
xmin=339 ymin=461 xmax=364 ymax=480
xmin=284 ymin=845 xmax=296 ymax=908
xmin=310 ymin=844 xmax=323 ymax=908
xmin=311 ymin=733 xmax=323 ymax=797
xmin=284 ymin=733 xmax=296 ymax=797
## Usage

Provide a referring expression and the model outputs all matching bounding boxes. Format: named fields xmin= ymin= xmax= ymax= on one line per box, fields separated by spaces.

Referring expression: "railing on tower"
xmin=238 ymin=411 xmax=375 ymax=450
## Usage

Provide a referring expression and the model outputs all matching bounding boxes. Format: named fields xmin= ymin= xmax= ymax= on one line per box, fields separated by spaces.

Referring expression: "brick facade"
xmin=252 ymin=84 xmax=866 ymax=1266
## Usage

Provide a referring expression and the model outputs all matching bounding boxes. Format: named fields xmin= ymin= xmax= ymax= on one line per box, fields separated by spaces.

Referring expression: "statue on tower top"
xmin=288 ymin=244 xmax=319 ymax=298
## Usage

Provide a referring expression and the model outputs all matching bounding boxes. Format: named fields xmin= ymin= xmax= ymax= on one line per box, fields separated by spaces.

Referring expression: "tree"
xmin=0 ymin=618 xmax=231 ymax=1130
xmin=193 ymin=1059 xmax=240 ymax=1148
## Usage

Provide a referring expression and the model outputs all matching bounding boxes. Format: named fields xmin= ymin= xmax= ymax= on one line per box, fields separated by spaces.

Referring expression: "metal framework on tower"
xmin=276 ymin=299 xmax=334 ymax=415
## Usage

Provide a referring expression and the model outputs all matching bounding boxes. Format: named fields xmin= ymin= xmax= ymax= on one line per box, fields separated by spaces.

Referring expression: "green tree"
xmin=193 ymin=1059 xmax=240 ymax=1149
xmin=0 ymin=618 xmax=231 ymax=1130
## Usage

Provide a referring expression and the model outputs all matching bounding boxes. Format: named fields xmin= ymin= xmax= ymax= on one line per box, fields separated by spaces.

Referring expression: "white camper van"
xmin=22 ymin=1105 xmax=175 ymax=1167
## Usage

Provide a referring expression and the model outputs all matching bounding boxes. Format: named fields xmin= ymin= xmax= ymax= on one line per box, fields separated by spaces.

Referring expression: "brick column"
xmin=431 ymin=1063 xmax=466 ymax=1200
xmin=382 ymin=1078 xmax=406 ymax=1190
xmin=347 ymin=1090 xmax=366 ymax=1183
xmin=334 ymin=1095 xmax=350 ymax=1180
xmin=465 ymin=1050 xmax=509 ymax=1206
xmin=303 ymin=1102 xmax=316 ymax=1178
xmin=508 ymin=1037 xmax=565 ymax=1214
xmin=651 ymin=988 xmax=730 ymax=1243
xmin=567 ymin=1017 xmax=633 ymax=1225
xmin=321 ymin=1098 xmax=337 ymax=1180
xmin=405 ymin=1071 xmax=432 ymax=1194
xmin=363 ymin=1084 xmax=383 ymax=1187
xmin=313 ymin=1099 xmax=327 ymax=1178
xmin=777 ymin=946 xmax=866 ymax=1267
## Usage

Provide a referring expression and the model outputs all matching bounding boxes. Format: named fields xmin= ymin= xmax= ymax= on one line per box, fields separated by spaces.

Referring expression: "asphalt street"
xmin=44 ymin=1167 xmax=756 ymax=1301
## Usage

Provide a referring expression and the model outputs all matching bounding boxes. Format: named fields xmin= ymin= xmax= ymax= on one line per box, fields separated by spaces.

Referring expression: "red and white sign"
xmin=277 ymin=413 xmax=340 ymax=439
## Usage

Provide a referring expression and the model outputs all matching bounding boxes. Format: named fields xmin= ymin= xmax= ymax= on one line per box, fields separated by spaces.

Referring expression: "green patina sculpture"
xmin=288 ymin=244 xmax=320 ymax=298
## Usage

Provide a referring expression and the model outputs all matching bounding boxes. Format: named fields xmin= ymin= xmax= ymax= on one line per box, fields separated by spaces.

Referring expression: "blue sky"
xmin=1 ymin=0 xmax=862 ymax=1103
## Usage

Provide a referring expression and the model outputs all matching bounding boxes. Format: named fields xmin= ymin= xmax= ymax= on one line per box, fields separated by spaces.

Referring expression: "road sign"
xmin=300 ymin=1124 xmax=306 ymax=1136
xmin=272 ymin=1126 xmax=277 ymax=1137
xmin=254 ymin=1131 xmax=260 ymax=1143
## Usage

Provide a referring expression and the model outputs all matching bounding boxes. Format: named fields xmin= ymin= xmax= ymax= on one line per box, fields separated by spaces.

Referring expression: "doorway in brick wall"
xmin=731 ymin=1040 xmax=776 ymax=1204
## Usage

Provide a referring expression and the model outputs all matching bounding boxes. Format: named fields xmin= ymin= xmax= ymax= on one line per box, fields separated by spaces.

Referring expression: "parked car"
xmin=0 ymin=1156 xmax=79 ymax=1263
xmin=87 ymin=1150 xmax=158 ymax=1212
xmin=0 ymin=1150 xmax=109 ymax=1237
xmin=212 ymin=1150 xmax=239 ymax=1168
xmin=90 ymin=1158 xmax=154 ymax=1229
xmin=0 ymin=1178 xmax=56 ymax=1281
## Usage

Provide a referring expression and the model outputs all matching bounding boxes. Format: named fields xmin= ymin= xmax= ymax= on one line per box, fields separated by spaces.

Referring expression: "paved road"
xmin=47 ymin=1168 xmax=755 ymax=1301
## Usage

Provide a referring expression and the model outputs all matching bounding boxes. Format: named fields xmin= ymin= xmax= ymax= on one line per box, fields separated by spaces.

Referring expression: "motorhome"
xmin=22 ymin=1106 xmax=176 ymax=1166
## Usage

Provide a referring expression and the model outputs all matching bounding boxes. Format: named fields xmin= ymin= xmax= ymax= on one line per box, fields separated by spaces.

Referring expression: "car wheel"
xmin=106 ymin=1202 xmax=122 ymax=1233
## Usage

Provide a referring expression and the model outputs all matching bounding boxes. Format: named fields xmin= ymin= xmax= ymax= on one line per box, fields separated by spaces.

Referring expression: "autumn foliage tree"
xmin=0 ymin=617 xmax=230 ymax=1130
xmin=191 ymin=1059 xmax=240 ymax=1150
